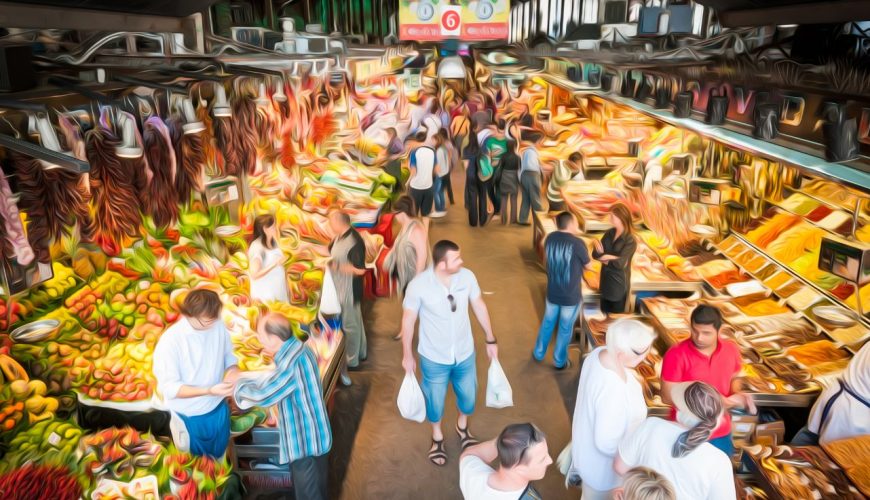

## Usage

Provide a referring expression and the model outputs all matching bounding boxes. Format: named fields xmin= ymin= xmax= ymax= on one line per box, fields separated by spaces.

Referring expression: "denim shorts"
xmin=420 ymin=354 xmax=477 ymax=422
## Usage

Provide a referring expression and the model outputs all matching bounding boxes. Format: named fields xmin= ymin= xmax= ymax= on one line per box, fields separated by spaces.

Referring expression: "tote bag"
xmin=397 ymin=372 xmax=426 ymax=422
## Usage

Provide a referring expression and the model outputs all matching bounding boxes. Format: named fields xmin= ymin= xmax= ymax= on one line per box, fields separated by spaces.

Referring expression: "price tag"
xmin=48 ymin=432 xmax=61 ymax=447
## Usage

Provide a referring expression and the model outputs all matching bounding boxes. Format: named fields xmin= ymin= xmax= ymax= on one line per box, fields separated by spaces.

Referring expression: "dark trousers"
xmin=290 ymin=454 xmax=329 ymax=500
xmin=443 ymin=174 xmax=455 ymax=204
xmin=488 ymin=177 xmax=501 ymax=214
xmin=466 ymin=177 xmax=489 ymax=227
xmin=519 ymin=171 xmax=543 ymax=224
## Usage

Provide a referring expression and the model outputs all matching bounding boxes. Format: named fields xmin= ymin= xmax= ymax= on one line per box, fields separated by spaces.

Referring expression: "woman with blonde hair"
xmin=614 ymin=467 xmax=676 ymax=500
xmin=615 ymin=382 xmax=736 ymax=500
xmin=248 ymin=214 xmax=289 ymax=303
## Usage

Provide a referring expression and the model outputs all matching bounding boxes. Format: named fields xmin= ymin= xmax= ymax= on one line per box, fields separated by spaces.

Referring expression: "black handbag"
xmin=673 ymin=91 xmax=694 ymax=118
xmin=821 ymin=103 xmax=859 ymax=162
xmin=706 ymin=87 xmax=729 ymax=125
xmin=654 ymin=86 xmax=671 ymax=109
xmin=588 ymin=68 xmax=601 ymax=87
xmin=753 ymin=102 xmax=780 ymax=140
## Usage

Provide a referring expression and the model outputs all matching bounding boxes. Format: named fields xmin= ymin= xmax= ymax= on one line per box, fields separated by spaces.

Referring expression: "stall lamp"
xmin=115 ymin=113 xmax=144 ymax=159
xmin=273 ymin=79 xmax=288 ymax=102
xmin=255 ymin=82 xmax=270 ymax=107
xmin=181 ymin=98 xmax=205 ymax=135
xmin=213 ymin=83 xmax=232 ymax=118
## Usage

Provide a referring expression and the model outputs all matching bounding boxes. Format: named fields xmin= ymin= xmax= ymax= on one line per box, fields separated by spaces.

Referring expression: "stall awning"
xmin=0 ymin=0 xmax=216 ymax=17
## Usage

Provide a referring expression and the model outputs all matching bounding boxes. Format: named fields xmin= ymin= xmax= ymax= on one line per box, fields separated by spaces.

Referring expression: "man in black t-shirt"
xmin=533 ymin=212 xmax=591 ymax=369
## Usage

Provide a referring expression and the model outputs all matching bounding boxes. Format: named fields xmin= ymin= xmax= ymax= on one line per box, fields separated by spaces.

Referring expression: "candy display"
xmin=823 ymin=436 xmax=870 ymax=497
xmin=747 ymin=445 xmax=864 ymax=499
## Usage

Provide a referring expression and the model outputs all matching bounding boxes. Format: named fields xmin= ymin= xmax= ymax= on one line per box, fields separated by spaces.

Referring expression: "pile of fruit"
xmin=24 ymin=263 xmax=79 ymax=310
xmin=162 ymin=448 xmax=232 ymax=500
xmin=0 ymin=463 xmax=82 ymax=500
xmin=0 ymin=298 xmax=24 ymax=331
xmin=5 ymin=379 xmax=58 ymax=424
xmin=0 ymin=419 xmax=84 ymax=471
xmin=64 ymin=271 xmax=130 ymax=322
xmin=76 ymin=341 xmax=154 ymax=402
xmin=83 ymin=282 xmax=175 ymax=340
xmin=79 ymin=427 xmax=164 ymax=485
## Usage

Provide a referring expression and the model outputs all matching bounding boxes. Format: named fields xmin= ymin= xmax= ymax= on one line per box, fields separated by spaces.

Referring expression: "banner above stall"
xmin=399 ymin=0 xmax=509 ymax=41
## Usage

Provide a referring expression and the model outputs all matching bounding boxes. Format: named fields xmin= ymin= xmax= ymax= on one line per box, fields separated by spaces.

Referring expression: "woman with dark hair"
xmin=498 ymin=139 xmax=520 ymax=225
xmin=464 ymin=126 xmax=489 ymax=227
xmin=593 ymin=203 xmax=637 ymax=314
xmin=614 ymin=382 xmax=736 ymax=500
xmin=248 ymin=214 xmax=289 ymax=303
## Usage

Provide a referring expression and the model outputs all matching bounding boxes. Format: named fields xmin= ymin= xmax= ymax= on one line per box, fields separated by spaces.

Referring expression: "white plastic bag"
xmin=319 ymin=267 xmax=342 ymax=315
xmin=485 ymin=359 xmax=514 ymax=409
xmin=397 ymin=372 xmax=426 ymax=422
xmin=557 ymin=441 xmax=572 ymax=476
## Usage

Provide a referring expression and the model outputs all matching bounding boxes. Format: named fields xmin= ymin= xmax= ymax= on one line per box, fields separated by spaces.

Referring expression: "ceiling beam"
xmin=718 ymin=0 xmax=870 ymax=27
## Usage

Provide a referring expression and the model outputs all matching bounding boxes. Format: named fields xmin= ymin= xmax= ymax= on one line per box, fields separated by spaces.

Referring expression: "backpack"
xmin=478 ymin=153 xmax=494 ymax=182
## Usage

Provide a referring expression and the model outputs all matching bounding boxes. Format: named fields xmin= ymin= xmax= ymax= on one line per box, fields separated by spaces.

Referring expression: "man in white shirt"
xmin=804 ymin=340 xmax=870 ymax=445
xmin=460 ymin=423 xmax=552 ymax=500
xmin=401 ymin=240 xmax=499 ymax=467
xmin=152 ymin=289 xmax=239 ymax=458
xmin=409 ymin=133 xmax=437 ymax=222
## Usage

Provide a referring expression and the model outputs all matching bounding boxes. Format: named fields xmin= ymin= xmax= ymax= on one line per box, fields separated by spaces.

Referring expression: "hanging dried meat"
xmin=85 ymin=127 xmax=141 ymax=256
xmin=167 ymin=116 xmax=205 ymax=203
xmin=195 ymin=100 xmax=220 ymax=177
xmin=142 ymin=116 xmax=179 ymax=228
xmin=11 ymin=151 xmax=89 ymax=262
xmin=0 ymin=162 xmax=35 ymax=264
xmin=232 ymin=95 xmax=259 ymax=175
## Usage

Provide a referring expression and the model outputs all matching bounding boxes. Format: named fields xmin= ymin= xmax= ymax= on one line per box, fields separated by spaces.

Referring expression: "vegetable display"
xmin=0 ymin=463 xmax=82 ymax=500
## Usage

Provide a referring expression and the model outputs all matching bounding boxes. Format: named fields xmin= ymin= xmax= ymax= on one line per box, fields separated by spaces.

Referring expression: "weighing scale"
xmin=818 ymin=235 xmax=870 ymax=317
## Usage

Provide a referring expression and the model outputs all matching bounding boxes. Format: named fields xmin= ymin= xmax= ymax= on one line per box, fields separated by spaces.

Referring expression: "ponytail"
xmin=670 ymin=382 xmax=723 ymax=458
xmin=671 ymin=419 xmax=717 ymax=458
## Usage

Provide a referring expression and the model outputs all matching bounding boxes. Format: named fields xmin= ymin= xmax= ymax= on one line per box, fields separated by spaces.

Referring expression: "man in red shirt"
xmin=660 ymin=304 xmax=756 ymax=457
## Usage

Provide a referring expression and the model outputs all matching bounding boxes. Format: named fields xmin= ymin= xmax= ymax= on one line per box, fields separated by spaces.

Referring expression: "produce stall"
xmin=0 ymin=49 xmax=409 ymax=496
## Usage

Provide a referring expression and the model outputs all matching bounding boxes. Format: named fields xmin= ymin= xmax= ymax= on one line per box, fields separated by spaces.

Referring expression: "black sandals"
xmin=429 ymin=439 xmax=447 ymax=466
xmin=456 ymin=425 xmax=479 ymax=451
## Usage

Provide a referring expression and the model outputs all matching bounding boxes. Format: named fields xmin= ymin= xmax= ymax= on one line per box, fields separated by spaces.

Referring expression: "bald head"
xmin=259 ymin=312 xmax=294 ymax=342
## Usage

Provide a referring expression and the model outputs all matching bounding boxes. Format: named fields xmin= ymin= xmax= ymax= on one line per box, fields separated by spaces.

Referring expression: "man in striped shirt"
xmin=234 ymin=313 xmax=332 ymax=500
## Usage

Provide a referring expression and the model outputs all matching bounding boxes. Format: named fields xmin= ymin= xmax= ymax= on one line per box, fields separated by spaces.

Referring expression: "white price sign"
xmin=440 ymin=5 xmax=462 ymax=36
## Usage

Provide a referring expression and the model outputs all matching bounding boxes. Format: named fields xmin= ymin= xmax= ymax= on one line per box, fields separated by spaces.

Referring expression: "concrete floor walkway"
xmin=328 ymin=170 xmax=581 ymax=500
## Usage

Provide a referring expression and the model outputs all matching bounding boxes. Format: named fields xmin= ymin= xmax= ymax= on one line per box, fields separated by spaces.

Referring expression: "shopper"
xmin=153 ymin=289 xmax=238 ymax=458
xmin=384 ymin=127 xmax=406 ymax=190
xmin=234 ymin=313 xmax=331 ymax=500
xmin=483 ymin=122 xmax=508 ymax=215
xmin=533 ymin=212 xmax=591 ymax=369
xmin=400 ymin=240 xmax=499 ymax=466
xmin=465 ymin=127 xmax=489 ymax=227
xmin=247 ymin=214 xmax=289 ymax=304
xmin=796 ymin=340 xmax=870 ymax=445
xmin=518 ymin=140 xmax=543 ymax=225
xmin=441 ymin=128 xmax=458 ymax=206
xmin=614 ymin=467 xmax=676 ymax=500
xmin=592 ymin=203 xmax=638 ymax=314
xmin=424 ymin=101 xmax=443 ymax=140
xmin=432 ymin=130 xmax=450 ymax=217
xmin=460 ymin=423 xmax=552 ymax=499
xmin=385 ymin=195 xmax=431 ymax=297
xmin=547 ymin=152 xmax=583 ymax=212
xmin=661 ymin=305 xmax=755 ymax=457
xmin=614 ymin=382 xmax=737 ymax=500
xmin=569 ymin=318 xmax=656 ymax=499
xmin=408 ymin=132 xmax=437 ymax=225
xmin=498 ymin=139 xmax=520 ymax=225
xmin=328 ymin=210 xmax=367 ymax=379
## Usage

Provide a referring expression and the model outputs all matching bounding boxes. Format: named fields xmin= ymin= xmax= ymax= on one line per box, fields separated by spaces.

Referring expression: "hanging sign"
xmin=399 ymin=0 xmax=508 ymax=41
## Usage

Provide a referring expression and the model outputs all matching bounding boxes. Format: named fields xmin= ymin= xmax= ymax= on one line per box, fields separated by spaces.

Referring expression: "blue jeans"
xmin=433 ymin=175 xmax=447 ymax=212
xmin=533 ymin=300 xmax=580 ymax=368
xmin=709 ymin=434 xmax=734 ymax=457
xmin=420 ymin=354 xmax=477 ymax=422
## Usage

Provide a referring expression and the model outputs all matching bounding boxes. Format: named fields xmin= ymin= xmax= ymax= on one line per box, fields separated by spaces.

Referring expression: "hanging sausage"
xmin=142 ymin=116 xmax=179 ymax=228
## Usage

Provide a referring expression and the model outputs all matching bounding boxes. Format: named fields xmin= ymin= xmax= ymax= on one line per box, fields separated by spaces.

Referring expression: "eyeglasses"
xmin=447 ymin=294 xmax=457 ymax=313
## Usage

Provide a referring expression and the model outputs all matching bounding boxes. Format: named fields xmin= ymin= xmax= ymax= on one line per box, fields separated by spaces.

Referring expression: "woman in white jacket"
xmin=570 ymin=318 xmax=656 ymax=499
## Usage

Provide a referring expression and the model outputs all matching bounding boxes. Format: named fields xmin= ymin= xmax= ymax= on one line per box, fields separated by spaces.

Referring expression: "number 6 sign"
xmin=440 ymin=5 xmax=461 ymax=36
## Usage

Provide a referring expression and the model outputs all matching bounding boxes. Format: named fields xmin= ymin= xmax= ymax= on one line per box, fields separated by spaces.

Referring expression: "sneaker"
xmin=430 ymin=211 xmax=447 ymax=218
xmin=554 ymin=359 xmax=573 ymax=371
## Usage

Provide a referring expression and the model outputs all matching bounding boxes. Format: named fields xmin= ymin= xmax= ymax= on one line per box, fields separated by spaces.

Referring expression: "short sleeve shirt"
xmin=403 ymin=268 xmax=481 ymax=365
xmin=661 ymin=338 xmax=742 ymax=439
xmin=459 ymin=456 xmax=526 ymax=500
xmin=544 ymin=232 xmax=591 ymax=306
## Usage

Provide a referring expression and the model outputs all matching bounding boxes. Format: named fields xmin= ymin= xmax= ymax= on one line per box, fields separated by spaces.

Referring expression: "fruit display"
xmin=1 ymin=418 xmax=83 ymax=471
xmin=21 ymin=262 xmax=79 ymax=310
xmin=83 ymin=282 xmax=177 ymax=340
xmin=162 ymin=447 xmax=232 ymax=500
xmin=746 ymin=445 xmax=863 ymax=499
xmin=0 ymin=463 xmax=82 ymax=500
xmin=64 ymin=271 xmax=131 ymax=321
xmin=76 ymin=341 xmax=154 ymax=402
xmin=79 ymin=427 xmax=164 ymax=485
xmin=3 ymin=379 xmax=58 ymax=424
xmin=0 ymin=298 xmax=24 ymax=332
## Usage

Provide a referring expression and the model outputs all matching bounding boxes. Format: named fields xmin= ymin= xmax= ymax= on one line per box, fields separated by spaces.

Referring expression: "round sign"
xmin=441 ymin=9 xmax=460 ymax=31
xmin=417 ymin=1 xmax=435 ymax=21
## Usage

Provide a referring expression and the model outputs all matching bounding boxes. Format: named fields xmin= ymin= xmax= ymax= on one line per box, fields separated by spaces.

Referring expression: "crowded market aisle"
xmin=328 ymin=168 xmax=578 ymax=500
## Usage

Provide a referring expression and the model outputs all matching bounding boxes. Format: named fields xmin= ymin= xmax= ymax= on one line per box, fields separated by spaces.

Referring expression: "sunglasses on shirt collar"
xmin=447 ymin=293 xmax=457 ymax=312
